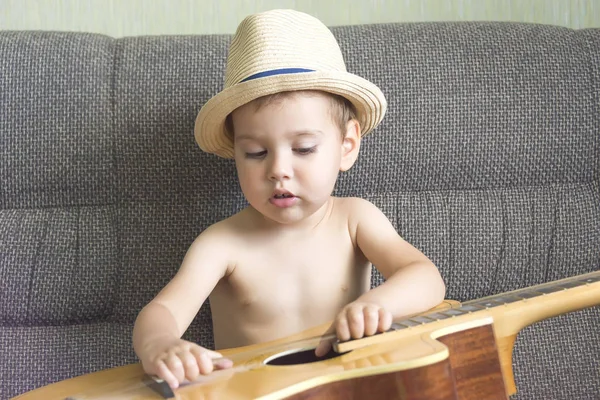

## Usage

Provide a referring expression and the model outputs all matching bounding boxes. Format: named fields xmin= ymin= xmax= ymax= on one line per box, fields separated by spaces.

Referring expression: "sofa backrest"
xmin=1 ymin=22 xmax=599 ymax=399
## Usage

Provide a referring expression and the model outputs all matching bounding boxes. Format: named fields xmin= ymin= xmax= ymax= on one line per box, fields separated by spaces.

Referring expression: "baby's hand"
xmin=141 ymin=338 xmax=233 ymax=389
xmin=314 ymin=302 xmax=393 ymax=357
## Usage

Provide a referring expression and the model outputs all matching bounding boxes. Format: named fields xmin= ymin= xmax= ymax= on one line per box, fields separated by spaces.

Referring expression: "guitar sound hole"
xmin=265 ymin=348 xmax=345 ymax=366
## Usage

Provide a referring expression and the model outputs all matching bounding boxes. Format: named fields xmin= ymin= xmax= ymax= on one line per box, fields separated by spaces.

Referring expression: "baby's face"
xmin=231 ymin=92 xmax=349 ymax=226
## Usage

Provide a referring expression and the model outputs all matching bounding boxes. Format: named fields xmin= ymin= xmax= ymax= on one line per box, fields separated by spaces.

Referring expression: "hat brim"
xmin=194 ymin=70 xmax=387 ymax=158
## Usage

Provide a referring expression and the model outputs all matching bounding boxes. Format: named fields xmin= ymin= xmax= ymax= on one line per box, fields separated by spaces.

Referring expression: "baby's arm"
xmin=316 ymin=198 xmax=446 ymax=355
xmin=133 ymin=224 xmax=233 ymax=389
xmin=350 ymin=198 xmax=446 ymax=318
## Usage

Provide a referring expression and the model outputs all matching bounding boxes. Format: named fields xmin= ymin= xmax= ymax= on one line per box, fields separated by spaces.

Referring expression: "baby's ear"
xmin=339 ymin=119 xmax=361 ymax=172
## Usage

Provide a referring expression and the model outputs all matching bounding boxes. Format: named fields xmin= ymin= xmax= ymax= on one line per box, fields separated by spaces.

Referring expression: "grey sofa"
xmin=1 ymin=20 xmax=599 ymax=400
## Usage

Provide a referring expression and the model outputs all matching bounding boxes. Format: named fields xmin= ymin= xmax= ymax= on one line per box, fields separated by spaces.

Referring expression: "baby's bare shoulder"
xmin=199 ymin=207 xmax=254 ymax=242
xmin=333 ymin=196 xmax=380 ymax=218
xmin=332 ymin=196 xmax=390 ymax=235
xmin=189 ymin=208 xmax=256 ymax=276
xmin=334 ymin=196 xmax=374 ymax=208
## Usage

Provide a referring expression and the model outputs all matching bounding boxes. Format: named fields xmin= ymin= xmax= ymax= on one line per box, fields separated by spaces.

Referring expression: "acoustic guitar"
xmin=13 ymin=270 xmax=600 ymax=400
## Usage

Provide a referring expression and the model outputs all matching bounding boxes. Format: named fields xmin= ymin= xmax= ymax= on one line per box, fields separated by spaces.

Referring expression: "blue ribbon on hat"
xmin=240 ymin=68 xmax=315 ymax=83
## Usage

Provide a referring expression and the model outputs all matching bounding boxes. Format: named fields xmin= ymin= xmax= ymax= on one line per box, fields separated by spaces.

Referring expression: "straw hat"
xmin=194 ymin=9 xmax=387 ymax=158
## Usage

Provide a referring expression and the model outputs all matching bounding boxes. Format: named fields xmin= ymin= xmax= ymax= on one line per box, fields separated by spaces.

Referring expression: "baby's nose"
xmin=268 ymin=154 xmax=293 ymax=180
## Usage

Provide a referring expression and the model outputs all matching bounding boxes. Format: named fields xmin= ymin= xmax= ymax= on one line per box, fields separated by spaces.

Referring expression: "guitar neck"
xmin=464 ymin=270 xmax=600 ymax=335
xmin=386 ymin=270 xmax=600 ymax=335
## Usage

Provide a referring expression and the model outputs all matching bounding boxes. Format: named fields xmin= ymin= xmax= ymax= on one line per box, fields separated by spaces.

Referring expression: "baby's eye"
xmin=294 ymin=146 xmax=317 ymax=155
xmin=245 ymin=150 xmax=267 ymax=159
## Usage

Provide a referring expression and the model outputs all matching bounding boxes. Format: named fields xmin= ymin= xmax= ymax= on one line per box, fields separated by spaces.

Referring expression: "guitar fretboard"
xmin=390 ymin=271 xmax=600 ymax=331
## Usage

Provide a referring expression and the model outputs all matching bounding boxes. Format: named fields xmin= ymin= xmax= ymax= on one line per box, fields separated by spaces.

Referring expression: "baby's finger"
xmin=347 ymin=307 xmax=365 ymax=339
xmin=378 ymin=308 xmax=393 ymax=332
xmin=163 ymin=353 xmax=186 ymax=384
xmin=363 ymin=306 xmax=380 ymax=336
xmin=204 ymin=349 xmax=225 ymax=359
xmin=178 ymin=351 xmax=200 ymax=382
xmin=314 ymin=323 xmax=335 ymax=357
xmin=203 ymin=349 xmax=234 ymax=369
xmin=314 ymin=336 xmax=333 ymax=358
xmin=191 ymin=347 xmax=213 ymax=375
xmin=198 ymin=352 xmax=216 ymax=375
xmin=156 ymin=359 xmax=181 ymax=390
xmin=213 ymin=357 xmax=234 ymax=370
xmin=335 ymin=315 xmax=351 ymax=342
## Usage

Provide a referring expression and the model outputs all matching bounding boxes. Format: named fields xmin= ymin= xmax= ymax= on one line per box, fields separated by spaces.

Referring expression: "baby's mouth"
xmin=273 ymin=193 xmax=294 ymax=199
xmin=269 ymin=191 xmax=298 ymax=208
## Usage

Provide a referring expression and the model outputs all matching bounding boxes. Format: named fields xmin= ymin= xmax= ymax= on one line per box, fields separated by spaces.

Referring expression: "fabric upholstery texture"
xmin=1 ymin=22 xmax=599 ymax=399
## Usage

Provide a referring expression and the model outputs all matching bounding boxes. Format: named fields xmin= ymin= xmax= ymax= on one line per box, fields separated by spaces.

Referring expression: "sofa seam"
xmin=107 ymin=36 xmax=123 ymax=322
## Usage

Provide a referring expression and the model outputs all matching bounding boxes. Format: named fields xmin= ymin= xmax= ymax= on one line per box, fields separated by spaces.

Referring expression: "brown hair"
xmin=224 ymin=90 xmax=357 ymax=141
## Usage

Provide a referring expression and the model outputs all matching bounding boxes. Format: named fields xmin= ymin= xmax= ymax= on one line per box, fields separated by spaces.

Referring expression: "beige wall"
xmin=1 ymin=0 xmax=598 ymax=37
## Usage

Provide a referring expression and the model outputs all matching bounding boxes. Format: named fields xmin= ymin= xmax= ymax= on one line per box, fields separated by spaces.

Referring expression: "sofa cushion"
xmin=0 ymin=207 xmax=118 ymax=325
xmin=0 ymin=32 xmax=115 ymax=210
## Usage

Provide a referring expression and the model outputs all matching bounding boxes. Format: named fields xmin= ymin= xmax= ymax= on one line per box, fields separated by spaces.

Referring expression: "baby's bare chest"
xmin=224 ymin=233 xmax=371 ymax=316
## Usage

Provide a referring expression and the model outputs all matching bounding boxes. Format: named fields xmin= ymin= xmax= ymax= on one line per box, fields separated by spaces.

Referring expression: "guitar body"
xmin=273 ymin=323 xmax=507 ymax=400
xmin=13 ymin=271 xmax=600 ymax=400
xmin=13 ymin=300 xmax=507 ymax=400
